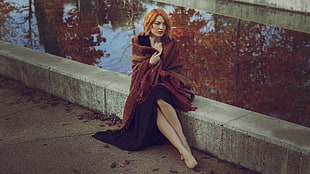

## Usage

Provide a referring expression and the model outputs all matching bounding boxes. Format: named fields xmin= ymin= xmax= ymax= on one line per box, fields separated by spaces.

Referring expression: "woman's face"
xmin=151 ymin=15 xmax=166 ymax=37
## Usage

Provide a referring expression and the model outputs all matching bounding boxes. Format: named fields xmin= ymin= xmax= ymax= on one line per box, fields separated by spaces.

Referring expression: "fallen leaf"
xmin=169 ymin=170 xmax=178 ymax=173
xmin=118 ymin=163 xmax=126 ymax=167
xmin=110 ymin=162 xmax=117 ymax=168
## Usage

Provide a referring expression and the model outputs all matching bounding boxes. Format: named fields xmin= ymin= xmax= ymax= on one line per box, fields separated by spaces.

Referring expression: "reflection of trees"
xmin=58 ymin=7 xmax=104 ymax=65
xmin=1 ymin=0 xmax=39 ymax=48
xmin=26 ymin=0 xmax=34 ymax=48
xmin=35 ymin=0 xmax=63 ymax=55
xmin=34 ymin=0 xmax=103 ymax=65
xmin=0 ymin=0 xmax=14 ymax=28
xmin=33 ymin=0 xmax=146 ymax=65
xmin=171 ymin=7 xmax=310 ymax=127
xmin=3 ymin=0 xmax=146 ymax=65
xmin=93 ymin=0 xmax=146 ymax=31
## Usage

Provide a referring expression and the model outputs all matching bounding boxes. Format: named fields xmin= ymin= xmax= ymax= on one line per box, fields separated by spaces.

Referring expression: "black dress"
xmin=92 ymin=36 xmax=174 ymax=151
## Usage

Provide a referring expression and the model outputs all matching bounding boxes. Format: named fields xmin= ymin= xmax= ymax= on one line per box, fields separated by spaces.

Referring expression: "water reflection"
xmin=1 ymin=0 xmax=309 ymax=127
xmin=171 ymin=7 xmax=310 ymax=127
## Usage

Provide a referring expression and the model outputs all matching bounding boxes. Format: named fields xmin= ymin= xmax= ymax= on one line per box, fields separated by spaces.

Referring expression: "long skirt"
xmin=92 ymin=85 xmax=174 ymax=151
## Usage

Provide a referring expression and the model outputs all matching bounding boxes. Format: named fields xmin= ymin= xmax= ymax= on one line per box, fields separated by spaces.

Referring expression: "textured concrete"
xmin=0 ymin=77 xmax=259 ymax=174
xmin=0 ymin=41 xmax=309 ymax=174
xmin=154 ymin=0 xmax=310 ymax=34
xmin=0 ymin=41 xmax=128 ymax=117
xmin=234 ymin=0 xmax=309 ymax=13
xmin=154 ymin=0 xmax=310 ymax=13
xmin=180 ymin=98 xmax=310 ymax=174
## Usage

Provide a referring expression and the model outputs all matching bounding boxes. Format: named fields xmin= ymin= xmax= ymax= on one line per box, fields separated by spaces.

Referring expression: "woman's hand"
xmin=149 ymin=42 xmax=163 ymax=65
xmin=149 ymin=50 xmax=162 ymax=65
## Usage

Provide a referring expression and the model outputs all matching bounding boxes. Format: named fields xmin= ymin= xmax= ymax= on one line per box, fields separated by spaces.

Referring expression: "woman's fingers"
xmin=150 ymin=51 xmax=161 ymax=65
xmin=153 ymin=51 xmax=161 ymax=58
xmin=156 ymin=51 xmax=162 ymax=57
xmin=158 ymin=48 xmax=163 ymax=55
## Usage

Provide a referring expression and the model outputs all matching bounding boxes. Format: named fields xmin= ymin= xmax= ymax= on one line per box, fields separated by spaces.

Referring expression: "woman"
xmin=93 ymin=8 xmax=198 ymax=169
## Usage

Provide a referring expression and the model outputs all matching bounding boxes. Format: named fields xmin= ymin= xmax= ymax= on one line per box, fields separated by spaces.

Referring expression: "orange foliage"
xmin=170 ymin=7 xmax=310 ymax=127
xmin=58 ymin=12 xmax=104 ymax=65
xmin=0 ymin=0 xmax=14 ymax=27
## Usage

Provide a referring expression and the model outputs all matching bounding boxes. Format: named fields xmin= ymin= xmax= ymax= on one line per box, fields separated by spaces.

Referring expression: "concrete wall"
xmin=154 ymin=0 xmax=310 ymax=34
xmin=0 ymin=41 xmax=309 ymax=174
xmin=155 ymin=0 xmax=310 ymax=13
xmin=234 ymin=0 xmax=309 ymax=13
xmin=0 ymin=41 xmax=129 ymax=117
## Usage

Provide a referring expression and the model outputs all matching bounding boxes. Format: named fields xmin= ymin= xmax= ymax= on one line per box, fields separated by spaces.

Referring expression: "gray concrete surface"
xmin=0 ymin=76 xmax=259 ymax=174
xmin=154 ymin=0 xmax=310 ymax=34
xmin=0 ymin=41 xmax=309 ymax=174
xmin=154 ymin=0 xmax=310 ymax=13
xmin=233 ymin=0 xmax=309 ymax=13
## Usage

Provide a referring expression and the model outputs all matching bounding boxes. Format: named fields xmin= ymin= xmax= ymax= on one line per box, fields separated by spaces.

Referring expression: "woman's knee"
xmin=156 ymin=108 xmax=164 ymax=123
xmin=157 ymin=99 xmax=172 ymax=109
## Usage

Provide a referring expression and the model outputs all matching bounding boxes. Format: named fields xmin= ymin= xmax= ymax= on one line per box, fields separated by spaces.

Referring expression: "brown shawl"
xmin=119 ymin=33 xmax=197 ymax=130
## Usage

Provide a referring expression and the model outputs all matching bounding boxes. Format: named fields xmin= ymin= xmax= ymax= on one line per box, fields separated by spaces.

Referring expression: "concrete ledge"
xmin=154 ymin=0 xmax=309 ymax=34
xmin=233 ymin=0 xmax=309 ymax=13
xmin=0 ymin=41 xmax=129 ymax=117
xmin=155 ymin=0 xmax=310 ymax=13
xmin=0 ymin=41 xmax=309 ymax=174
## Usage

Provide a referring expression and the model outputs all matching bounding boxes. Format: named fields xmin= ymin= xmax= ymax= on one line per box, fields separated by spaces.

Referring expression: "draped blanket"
xmin=120 ymin=33 xmax=197 ymax=130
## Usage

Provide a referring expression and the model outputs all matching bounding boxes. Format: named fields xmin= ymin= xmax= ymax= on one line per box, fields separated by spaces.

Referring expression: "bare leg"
xmin=156 ymin=108 xmax=198 ymax=168
xmin=157 ymin=99 xmax=193 ymax=159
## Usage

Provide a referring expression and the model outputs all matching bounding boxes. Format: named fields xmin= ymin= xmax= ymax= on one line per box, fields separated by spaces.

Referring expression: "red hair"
xmin=143 ymin=8 xmax=172 ymax=40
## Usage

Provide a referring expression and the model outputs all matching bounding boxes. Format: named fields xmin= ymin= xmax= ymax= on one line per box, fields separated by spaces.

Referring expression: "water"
xmin=1 ymin=0 xmax=309 ymax=127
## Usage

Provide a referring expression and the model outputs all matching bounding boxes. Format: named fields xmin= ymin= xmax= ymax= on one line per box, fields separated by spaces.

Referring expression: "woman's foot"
xmin=180 ymin=149 xmax=198 ymax=169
